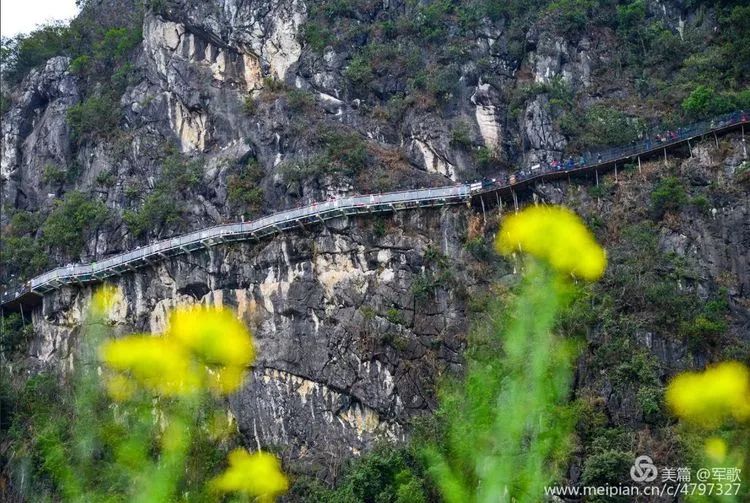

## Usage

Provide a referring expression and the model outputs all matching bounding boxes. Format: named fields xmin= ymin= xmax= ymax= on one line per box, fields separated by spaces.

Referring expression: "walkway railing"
xmin=1 ymin=110 xmax=747 ymax=308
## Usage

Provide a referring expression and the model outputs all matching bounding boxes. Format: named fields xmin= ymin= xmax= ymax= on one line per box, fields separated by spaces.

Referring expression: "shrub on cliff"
xmin=227 ymin=159 xmax=265 ymax=217
xmin=0 ymin=23 xmax=76 ymax=84
xmin=41 ymin=191 xmax=109 ymax=257
xmin=67 ymin=92 xmax=122 ymax=142
xmin=651 ymin=176 xmax=687 ymax=218
xmin=124 ymin=152 xmax=203 ymax=238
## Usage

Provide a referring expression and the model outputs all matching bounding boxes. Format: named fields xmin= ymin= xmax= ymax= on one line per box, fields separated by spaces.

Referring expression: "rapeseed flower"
xmin=99 ymin=336 xmax=201 ymax=396
xmin=211 ymin=449 xmax=288 ymax=501
xmin=99 ymin=305 xmax=254 ymax=398
xmin=167 ymin=306 xmax=255 ymax=367
xmin=665 ymin=361 xmax=750 ymax=428
xmin=495 ymin=205 xmax=606 ymax=281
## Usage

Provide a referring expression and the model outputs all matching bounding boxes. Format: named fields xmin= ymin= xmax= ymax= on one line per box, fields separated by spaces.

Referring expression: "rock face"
xmin=1 ymin=57 xmax=79 ymax=209
xmin=29 ymin=207 xmax=487 ymax=473
xmin=2 ymin=0 xmax=749 ymax=485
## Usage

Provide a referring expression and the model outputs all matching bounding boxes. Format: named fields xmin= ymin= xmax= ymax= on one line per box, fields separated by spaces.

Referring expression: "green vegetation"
xmin=580 ymin=449 xmax=633 ymax=500
xmin=545 ymin=0 xmax=600 ymax=36
xmin=67 ymin=92 xmax=122 ymax=142
xmin=1 ymin=13 xmax=142 ymax=83
xmin=301 ymin=0 xmax=749 ymax=154
xmin=95 ymin=170 xmax=116 ymax=187
xmin=302 ymin=0 xmax=558 ymax=109
xmin=0 ymin=313 xmax=34 ymax=355
xmin=124 ymin=152 xmax=203 ymax=238
xmin=0 ymin=23 xmax=79 ymax=84
xmin=123 ymin=191 xmax=181 ymax=238
xmin=41 ymin=191 xmax=109 ymax=257
xmin=0 ymin=235 xmax=48 ymax=280
xmin=562 ymin=105 xmax=644 ymax=150
xmin=227 ymin=159 xmax=265 ymax=217
xmin=411 ymin=247 xmax=454 ymax=300
xmin=736 ymin=161 xmax=750 ymax=186
xmin=385 ymin=308 xmax=405 ymax=326
xmin=449 ymin=122 xmax=472 ymax=149
xmin=651 ymin=176 xmax=687 ymax=218
xmin=463 ymin=236 xmax=493 ymax=262
xmin=243 ymin=95 xmax=257 ymax=115
xmin=286 ymin=89 xmax=316 ymax=112
xmin=681 ymin=294 xmax=729 ymax=353
xmin=681 ymin=85 xmax=750 ymax=119
xmin=42 ymin=164 xmax=67 ymax=185
xmin=372 ymin=219 xmax=387 ymax=238
xmin=282 ymin=128 xmax=369 ymax=181
xmin=0 ymin=210 xmax=48 ymax=279
xmin=473 ymin=147 xmax=500 ymax=170
xmin=289 ymin=446 xmax=429 ymax=502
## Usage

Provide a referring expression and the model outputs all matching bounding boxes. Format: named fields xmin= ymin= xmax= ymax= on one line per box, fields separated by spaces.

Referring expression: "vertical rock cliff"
xmin=2 ymin=0 xmax=749 ymax=492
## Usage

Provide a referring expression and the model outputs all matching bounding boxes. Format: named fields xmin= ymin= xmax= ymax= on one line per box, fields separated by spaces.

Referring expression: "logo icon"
xmin=630 ymin=455 xmax=658 ymax=482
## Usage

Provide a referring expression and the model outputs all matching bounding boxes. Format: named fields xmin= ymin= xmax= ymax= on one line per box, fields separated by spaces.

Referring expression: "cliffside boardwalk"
xmin=2 ymin=110 xmax=748 ymax=311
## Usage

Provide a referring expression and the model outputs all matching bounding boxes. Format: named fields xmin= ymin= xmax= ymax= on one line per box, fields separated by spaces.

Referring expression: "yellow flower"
xmin=99 ymin=336 xmax=202 ymax=396
xmin=100 ymin=306 xmax=254 ymax=397
xmin=211 ymin=449 xmax=288 ymax=501
xmin=704 ymin=437 xmax=727 ymax=462
xmin=167 ymin=307 xmax=255 ymax=367
xmin=665 ymin=361 xmax=750 ymax=428
xmin=495 ymin=206 xmax=606 ymax=281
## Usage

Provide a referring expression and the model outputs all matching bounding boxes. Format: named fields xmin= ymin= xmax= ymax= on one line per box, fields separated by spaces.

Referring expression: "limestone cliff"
xmin=1 ymin=0 xmax=749 ymax=493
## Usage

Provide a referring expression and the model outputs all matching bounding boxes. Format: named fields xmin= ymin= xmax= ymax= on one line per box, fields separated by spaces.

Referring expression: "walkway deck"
xmin=2 ymin=110 xmax=747 ymax=310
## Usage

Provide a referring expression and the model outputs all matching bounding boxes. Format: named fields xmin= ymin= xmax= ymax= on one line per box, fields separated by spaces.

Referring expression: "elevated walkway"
xmin=1 ymin=110 xmax=747 ymax=311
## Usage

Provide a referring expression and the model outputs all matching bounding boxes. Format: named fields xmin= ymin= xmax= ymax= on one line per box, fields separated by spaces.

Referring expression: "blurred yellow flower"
xmin=99 ymin=306 xmax=254 ymax=398
xmin=665 ymin=361 xmax=750 ymax=428
xmin=168 ymin=306 xmax=255 ymax=367
xmin=211 ymin=449 xmax=288 ymax=501
xmin=100 ymin=336 xmax=201 ymax=396
xmin=704 ymin=437 xmax=728 ymax=462
xmin=495 ymin=205 xmax=606 ymax=281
